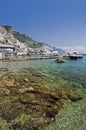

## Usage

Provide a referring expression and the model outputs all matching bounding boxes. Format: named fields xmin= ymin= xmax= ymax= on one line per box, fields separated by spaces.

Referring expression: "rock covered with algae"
xmin=0 ymin=68 xmax=84 ymax=130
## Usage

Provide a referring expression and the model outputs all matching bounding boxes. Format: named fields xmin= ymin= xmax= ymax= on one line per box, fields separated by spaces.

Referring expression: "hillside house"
xmin=0 ymin=44 xmax=15 ymax=60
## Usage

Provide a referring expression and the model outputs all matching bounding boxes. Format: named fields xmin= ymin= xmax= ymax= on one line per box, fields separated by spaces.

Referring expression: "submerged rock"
xmin=66 ymin=90 xmax=84 ymax=102
xmin=2 ymin=102 xmax=24 ymax=121
xmin=0 ymin=68 xmax=84 ymax=130
xmin=0 ymin=67 xmax=9 ymax=72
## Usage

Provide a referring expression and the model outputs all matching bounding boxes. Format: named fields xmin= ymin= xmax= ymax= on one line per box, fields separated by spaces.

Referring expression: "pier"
xmin=1 ymin=55 xmax=58 ymax=62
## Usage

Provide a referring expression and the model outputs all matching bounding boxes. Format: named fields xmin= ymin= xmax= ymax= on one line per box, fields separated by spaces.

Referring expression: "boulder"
xmin=55 ymin=58 xmax=65 ymax=63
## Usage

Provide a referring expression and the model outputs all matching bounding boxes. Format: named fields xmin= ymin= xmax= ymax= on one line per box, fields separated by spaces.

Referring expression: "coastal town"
xmin=0 ymin=0 xmax=86 ymax=129
xmin=0 ymin=25 xmax=85 ymax=130
xmin=0 ymin=25 xmax=85 ymax=62
xmin=0 ymin=25 xmax=59 ymax=61
xmin=0 ymin=42 xmax=84 ymax=62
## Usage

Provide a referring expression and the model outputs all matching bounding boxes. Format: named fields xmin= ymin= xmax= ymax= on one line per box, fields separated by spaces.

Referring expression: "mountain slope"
xmin=0 ymin=25 xmax=65 ymax=54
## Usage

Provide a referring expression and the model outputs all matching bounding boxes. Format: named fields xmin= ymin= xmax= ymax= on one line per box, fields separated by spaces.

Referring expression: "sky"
xmin=0 ymin=0 xmax=86 ymax=52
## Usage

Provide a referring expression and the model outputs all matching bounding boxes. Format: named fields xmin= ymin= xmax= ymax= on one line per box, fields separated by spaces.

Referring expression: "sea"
xmin=0 ymin=56 xmax=86 ymax=87
xmin=0 ymin=56 xmax=86 ymax=129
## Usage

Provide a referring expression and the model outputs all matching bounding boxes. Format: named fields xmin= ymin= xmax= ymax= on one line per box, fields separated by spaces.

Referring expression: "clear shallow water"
xmin=0 ymin=56 xmax=86 ymax=130
xmin=0 ymin=56 xmax=86 ymax=87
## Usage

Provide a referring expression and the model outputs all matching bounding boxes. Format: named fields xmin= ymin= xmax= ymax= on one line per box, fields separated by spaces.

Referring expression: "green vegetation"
xmin=13 ymin=31 xmax=35 ymax=43
xmin=1 ymin=25 xmax=43 ymax=48
xmin=3 ymin=25 xmax=13 ymax=32
xmin=13 ymin=31 xmax=43 ymax=48
xmin=28 ymin=42 xmax=43 ymax=48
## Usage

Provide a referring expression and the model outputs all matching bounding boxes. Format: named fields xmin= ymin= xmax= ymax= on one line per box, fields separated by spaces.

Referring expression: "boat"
xmin=67 ymin=51 xmax=83 ymax=60
xmin=69 ymin=54 xmax=83 ymax=60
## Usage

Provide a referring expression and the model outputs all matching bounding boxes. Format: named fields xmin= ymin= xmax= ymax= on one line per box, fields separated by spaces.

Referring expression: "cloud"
xmin=61 ymin=46 xmax=86 ymax=53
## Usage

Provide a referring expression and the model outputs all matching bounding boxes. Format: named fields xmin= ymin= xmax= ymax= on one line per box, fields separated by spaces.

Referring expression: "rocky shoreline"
xmin=0 ymin=68 xmax=84 ymax=130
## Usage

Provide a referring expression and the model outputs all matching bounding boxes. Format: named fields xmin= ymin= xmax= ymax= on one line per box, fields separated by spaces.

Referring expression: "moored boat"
xmin=69 ymin=55 xmax=83 ymax=60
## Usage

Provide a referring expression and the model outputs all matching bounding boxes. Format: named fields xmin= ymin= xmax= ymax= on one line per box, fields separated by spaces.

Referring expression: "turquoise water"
xmin=0 ymin=56 xmax=86 ymax=88
xmin=0 ymin=56 xmax=86 ymax=130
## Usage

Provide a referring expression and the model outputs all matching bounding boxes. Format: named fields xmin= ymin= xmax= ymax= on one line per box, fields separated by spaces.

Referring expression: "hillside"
xmin=0 ymin=25 xmax=64 ymax=54
xmin=1 ymin=25 xmax=43 ymax=47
